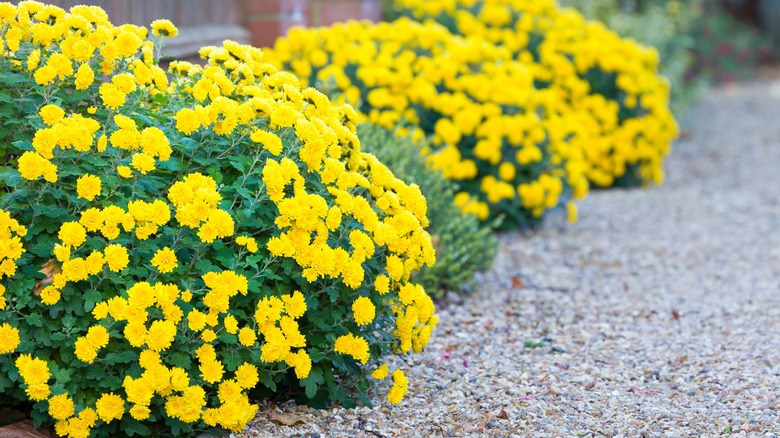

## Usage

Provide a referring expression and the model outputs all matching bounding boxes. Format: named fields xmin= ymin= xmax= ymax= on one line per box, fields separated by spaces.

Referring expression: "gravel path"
xmin=240 ymin=81 xmax=780 ymax=437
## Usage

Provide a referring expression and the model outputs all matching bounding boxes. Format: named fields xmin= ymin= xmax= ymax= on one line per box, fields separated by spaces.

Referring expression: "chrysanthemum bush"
xmin=391 ymin=0 xmax=679 ymax=188
xmin=0 ymin=2 xmax=437 ymax=436
xmin=263 ymin=19 xmax=589 ymax=229
xmin=560 ymin=0 xmax=704 ymax=115
xmin=356 ymin=123 xmax=498 ymax=296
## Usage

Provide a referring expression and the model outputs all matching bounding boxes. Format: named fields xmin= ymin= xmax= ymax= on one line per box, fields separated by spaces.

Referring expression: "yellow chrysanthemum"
xmin=76 ymin=174 xmax=102 ymax=201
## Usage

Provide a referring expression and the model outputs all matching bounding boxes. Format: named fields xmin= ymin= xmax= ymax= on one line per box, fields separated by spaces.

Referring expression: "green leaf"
xmin=121 ymin=418 xmax=152 ymax=437
xmin=99 ymin=376 xmax=122 ymax=389
xmin=356 ymin=387 xmax=373 ymax=408
xmin=168 ymin=352 xmax=191 ymax=369
xmin=104 ymin=351 xmax=137 ymax=365
xmin=304 ymin=378 xmax=318 ymax=399
xmin=259 ymin=372 xmax=277 ymax=392
xmin=83 ymin=289 xmax=102 ymax=312
xmin=223 ymin=351 xmax=242 ymax=371
xmin=26 ymin=313 xmax=43 ymax=328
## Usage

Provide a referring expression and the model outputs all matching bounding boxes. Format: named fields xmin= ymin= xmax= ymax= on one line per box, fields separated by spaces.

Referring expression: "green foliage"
xmin=688 ymin=2 xmax=771 ymax=84
xmin=0 ymin=4 xmax=437 ymax=437
xmin=356 ymin=124 xmax=498 ymax=297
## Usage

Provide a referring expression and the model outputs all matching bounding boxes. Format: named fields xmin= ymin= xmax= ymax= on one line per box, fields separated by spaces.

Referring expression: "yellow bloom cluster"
xmin=263 ymin=18 xmax=589 ymax=226
xmin=0 ymin=2 xmax=438 ymax=434
xmin=0 ymin=323 xmax=20 ymax=354
xmin=16 ymin=354 xmax=51 ymax=401
xmin=394 ymin=0 xmax=679 ymax=187
xmin=0 ymin=211 xmax=27 ymax=299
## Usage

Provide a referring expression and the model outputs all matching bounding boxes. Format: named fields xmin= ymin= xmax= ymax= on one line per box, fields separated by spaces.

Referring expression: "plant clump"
xmin=0 ymin=2 xmax=438 ymax=436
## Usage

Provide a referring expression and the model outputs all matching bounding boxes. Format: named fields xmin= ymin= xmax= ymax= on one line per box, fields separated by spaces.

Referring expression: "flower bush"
xmin=560 ymin=0 xmax=705 ymax=114
xmin=263 ymin=18 xmax=589 ymax=228
xmin=0 ymin=2 xmax=437 ymax=436
xmin=391 ymin=0 xmax=679 ymax=188
xmin=356 ymin=123 xmax=498 ymax=296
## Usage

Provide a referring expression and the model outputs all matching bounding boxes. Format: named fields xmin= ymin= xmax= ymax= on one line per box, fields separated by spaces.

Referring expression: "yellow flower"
xmin=39 ymin=104 xmax=65 ymax=126
xmin=26 ymin=382 xmax=51 ymax=402
xmin=237 ymin=327 xmax=257 ymax=347
xmin=58 ymin=222 xmax=86 ymax=247
xmin=115 ymin=31 xmax=142 ymax=58
xmin=235 ymin=235 xmax=258 ymax=253
xmin=48 ymin=54 xmax=73 ymax=79
xmin=150 ymin=247 xmax=178 ymax=273
xmin=76 ymin=174 xmax=102 ymax=201
xmin=281 ymin=291 xmax=306 ymax=319
xmin=199 ymin=359 xmax=224 ymax=384
xmin=371 ymin=364 xmax=389 ymax=380
xmin=187 ymin=309 xmax=207 ymax=332
xmin=234 ymin=363 xmax=259 ymax=389
xmin=117 ymin=165 xmax=133 ymax=178
xmin=129 ymin=404 xmax=150 ymax=420
xmin=202 ymin=329 xmax=217 ymax=343
xmin=74 ymin=63 xmax=95 ymax=90
xmin=351 ymin=296 xmax=375 ymax=326
xmin=374 ymin=274 xmax=390 ymax=294
xmin=103 ymin=244 xmax=129 ymax=272
xmin=385 ymin=255 xmax=404 ymax=281
xmin=223 ymin=314 xmax=238 ymax=334
xmin=99 ymin=83 xmax=126 ymax=109
xmin=40 ymin=286 xmax=61 ymax=305
xmin=27 ymin=49 xmax=41 ymax=71
xmin=151 ymin=19 xmax=179 ymax=38
xmin=0 ymin=323 xmax=20 ymax=354
xmin=74 ymin=337 xmax=98 ymax=363
xmin=34 ymin=65 xmax=57 ymax=85
xmin=48 ymin=393 xmax=75 ymax=421
xmin=567 ymin=202 xmax=578 ymax=223
xmin=131 ymin=153 xmax=156 ymax=174
xmin=285 ymin=349 xmax=312 ymax=379
xmin=174 ymin=108 xmax=200 ymax=134
xmin=95 ymin=393 xmax=124 ymax=423
xmin=86 ymin=325 xmax=110 ymax=349
xmin=250 ymin=129 xmax=283 ymax=156
xmin=333 ymin=333 xmax=370 ymax=364
xmin=17 ymin=151 xmax=57 ymax=182
xmin=387 ymin=369 xmax=408 ymax=404
xmin=146 ymin=320 xmax=176 ymax=351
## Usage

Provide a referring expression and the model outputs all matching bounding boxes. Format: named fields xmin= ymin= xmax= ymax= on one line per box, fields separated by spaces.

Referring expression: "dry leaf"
xmin=671 ymin=309 xmax=680 ymax=320
xmin=511 ymin=276 xmax=523 ymax=289
xmin=33 ymin=260 xmax=61 ymax=297
xmin=496 ymin=409 xmax=508 ymax=420
xmin=267 ymin=411 xmax=306 ymax=427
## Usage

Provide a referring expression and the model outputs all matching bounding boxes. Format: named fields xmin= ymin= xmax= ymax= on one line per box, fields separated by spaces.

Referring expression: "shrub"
xmin=263 ymin=19 xmax=589 ymax=228
xmin=391 ymin=0 xmax=679 ymax=188
xmin=688 ymin=2 xmax=771 ymax=84
xmin=356 ymin=123 xmax=498 ymax=297
xmin=0 ymin=2 xmax=438 ymax=436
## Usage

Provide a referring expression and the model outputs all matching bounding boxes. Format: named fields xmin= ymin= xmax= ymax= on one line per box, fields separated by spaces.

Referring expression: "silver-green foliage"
xmin=357 ymin=123 xmax=498 ymax=297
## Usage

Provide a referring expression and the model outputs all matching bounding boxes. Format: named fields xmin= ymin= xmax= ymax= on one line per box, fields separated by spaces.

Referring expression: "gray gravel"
xmin=240 ymin=81 xmax=780 ymax=437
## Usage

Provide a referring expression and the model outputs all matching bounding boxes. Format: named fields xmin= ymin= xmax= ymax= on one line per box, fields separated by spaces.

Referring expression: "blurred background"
xmin=31 ymin=0 xmax=780 ymax=112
